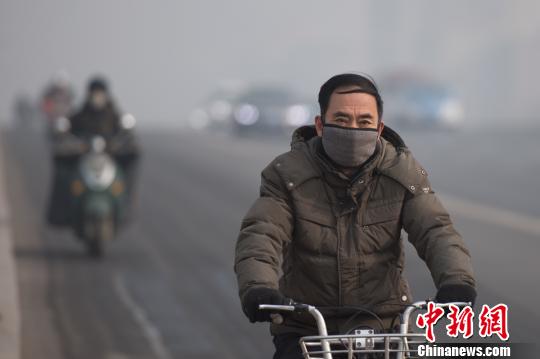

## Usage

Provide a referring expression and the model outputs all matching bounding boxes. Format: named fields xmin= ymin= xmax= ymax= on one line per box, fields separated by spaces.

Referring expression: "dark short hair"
xmin=318 ymin=73 xmax=383 ymax=121
xmin=88 ymin=76 xmax=109 ymax=93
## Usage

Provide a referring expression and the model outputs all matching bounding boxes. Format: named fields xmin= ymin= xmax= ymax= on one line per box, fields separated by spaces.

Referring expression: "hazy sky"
xmin=1 ymin=0 xmax=539 ymax=127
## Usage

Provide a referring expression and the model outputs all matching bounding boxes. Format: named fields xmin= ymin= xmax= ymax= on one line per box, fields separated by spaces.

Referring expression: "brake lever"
xmin=259 ymin=302 xmax=304 ymax=325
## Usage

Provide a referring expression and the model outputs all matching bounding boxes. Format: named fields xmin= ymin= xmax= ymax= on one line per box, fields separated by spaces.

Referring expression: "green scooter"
xmin=49 ymin=115 xmax=137 ymax=257
xmin=71 ymin=135 xmax=126 ymax=256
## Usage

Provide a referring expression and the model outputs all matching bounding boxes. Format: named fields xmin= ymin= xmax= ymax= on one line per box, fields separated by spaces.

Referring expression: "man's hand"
xmin=242 ymin=287 xmax=291 ymax=323
xmin=436 ymin=284 xmax=477 ymax=307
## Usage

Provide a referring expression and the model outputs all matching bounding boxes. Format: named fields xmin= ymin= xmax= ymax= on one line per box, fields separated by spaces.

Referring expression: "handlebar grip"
xmin=258 ymin=304 xmax=296 ymax=311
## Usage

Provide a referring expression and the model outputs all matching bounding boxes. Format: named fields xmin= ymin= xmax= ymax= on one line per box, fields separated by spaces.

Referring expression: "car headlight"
xmin=188 ymin=108 xmax=210 ymax=130
xmin=234 ymin=104 xmax=259 ymax=125
xmin=438 ymin=100 xmax=464 ymax=126
xmin=285 ymin=105 xmax=311 ymax=126
xmin=209 ymin=100 xmax=232 ymax=122
xmin=80 ymin=153 xmax=117 ymax=191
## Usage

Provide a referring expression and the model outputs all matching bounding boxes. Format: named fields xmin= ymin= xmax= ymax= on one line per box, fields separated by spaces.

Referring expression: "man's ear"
xmin=315 ymin=115 xmax=324 ymax=136
xmin=377 ymin=121 xmax=385 ymax=138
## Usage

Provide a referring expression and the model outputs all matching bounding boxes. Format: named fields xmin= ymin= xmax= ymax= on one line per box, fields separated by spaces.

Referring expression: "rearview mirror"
xmin=120 ymin=113 xmax=136 ymax=130
xmin=54 ymin=116 xmax=71 ymax=133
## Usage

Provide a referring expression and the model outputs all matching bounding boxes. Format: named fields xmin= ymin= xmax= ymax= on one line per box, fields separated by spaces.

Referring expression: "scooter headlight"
xmin=80 ymin=153 xmax=117 ymax=191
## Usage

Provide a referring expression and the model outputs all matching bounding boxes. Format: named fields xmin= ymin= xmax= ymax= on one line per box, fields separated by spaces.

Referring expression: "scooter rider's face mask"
xmin=89 ymin=91 xmax=108 ymax=110
xmin=321 ymin=124 xmax=379 ymax=168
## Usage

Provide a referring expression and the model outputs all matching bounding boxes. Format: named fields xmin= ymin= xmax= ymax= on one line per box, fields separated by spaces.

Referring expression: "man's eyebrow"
xmin=332 ymin=111 xmax=374 ymax=120
xmin=358 ymin=113 xmax=374 ymax=119
xmin=333 ymin=111 xmax=352 ymax=118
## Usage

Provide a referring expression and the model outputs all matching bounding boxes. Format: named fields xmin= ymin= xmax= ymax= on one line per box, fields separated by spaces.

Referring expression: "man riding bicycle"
xmin=234 ymin=73 xmax=476 ymax=358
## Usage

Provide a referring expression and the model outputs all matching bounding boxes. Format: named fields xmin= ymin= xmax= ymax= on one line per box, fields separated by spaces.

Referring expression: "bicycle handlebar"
xmin=259 ymin=300 xmax=471 ymax=335
xmin=259 ymin=301 xmax=472 ymax=359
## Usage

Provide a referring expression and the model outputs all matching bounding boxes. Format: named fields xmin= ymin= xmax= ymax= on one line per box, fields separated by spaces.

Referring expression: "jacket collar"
xmin=289 ymin=125 xmax=409 ymax=196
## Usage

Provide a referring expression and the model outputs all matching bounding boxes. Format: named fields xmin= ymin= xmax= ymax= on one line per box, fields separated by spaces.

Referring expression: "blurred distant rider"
xmin=70 ymin=77 xmax=122 ymax=138
xmin=71 ymin=76 xmax=140 ymax=211
xmin=47 ymin=76 xmax=140 ymax=226
xmin=234 ymin=73 xmax=477 ymax=358
xmin=41 ymin=71 xmax=75 ymax=122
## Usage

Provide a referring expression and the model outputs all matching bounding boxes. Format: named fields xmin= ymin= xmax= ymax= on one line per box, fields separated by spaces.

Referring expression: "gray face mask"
xmin=322 ymin=124 xmax=379 ymax=168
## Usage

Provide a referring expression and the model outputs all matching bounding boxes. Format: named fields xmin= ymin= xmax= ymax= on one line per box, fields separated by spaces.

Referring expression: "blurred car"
xmin=190 ymin=84 xmax=317 ymax=137
xmin=380 ymin=74 xmax=464 ymax=130
xmin=230 ymin=86 xmax=316 ymax=137
xmin=188 ymin=84 xmax=245 ymax=131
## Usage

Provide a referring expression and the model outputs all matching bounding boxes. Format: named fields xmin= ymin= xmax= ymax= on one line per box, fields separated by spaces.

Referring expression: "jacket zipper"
xmin=320 ymin=178 xmax=343 ymax=306
xmin=336 ymin=218 xmax=343 ymax=306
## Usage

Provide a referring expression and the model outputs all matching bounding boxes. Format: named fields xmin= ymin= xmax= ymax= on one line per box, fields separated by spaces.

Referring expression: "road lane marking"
xmin=440 ymin=193 xmax=540 ymax=237
xmin=113 ymin=274 xmax=172 ymax=359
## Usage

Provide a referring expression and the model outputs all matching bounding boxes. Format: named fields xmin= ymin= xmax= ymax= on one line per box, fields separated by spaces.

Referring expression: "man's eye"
xmin=336 ymin=118 xmax=347 ymax=123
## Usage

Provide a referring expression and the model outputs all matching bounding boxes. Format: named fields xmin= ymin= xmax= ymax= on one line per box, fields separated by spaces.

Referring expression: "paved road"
xmin=3 ymin=125 xmax=539 ymax=358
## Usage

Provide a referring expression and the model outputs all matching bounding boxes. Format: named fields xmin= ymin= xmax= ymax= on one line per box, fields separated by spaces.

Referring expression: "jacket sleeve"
xmin=234 ymin=161 xmax=294 ymax=300
xmin=401 ymin=179 xmax=476 ymax=290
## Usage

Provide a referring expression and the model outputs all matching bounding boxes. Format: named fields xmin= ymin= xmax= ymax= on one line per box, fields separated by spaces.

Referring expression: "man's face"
xmin=315 ymin=85 xmax=383 ymax=136
xmin=89 ymin=90 xmax=108 ymax=110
